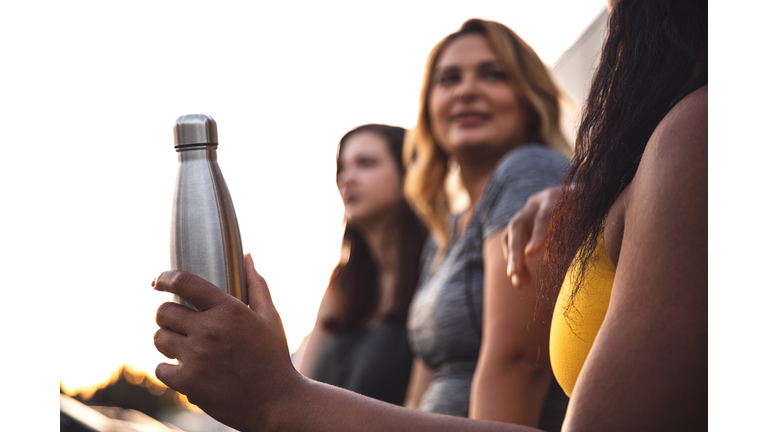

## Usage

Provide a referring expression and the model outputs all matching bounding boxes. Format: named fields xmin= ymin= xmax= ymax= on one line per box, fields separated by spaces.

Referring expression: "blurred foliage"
xmin=63 ymin=365 xmax=179 ymax=419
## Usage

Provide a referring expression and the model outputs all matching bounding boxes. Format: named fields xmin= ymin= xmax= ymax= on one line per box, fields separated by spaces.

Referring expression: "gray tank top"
xmin=407 ymin=144 xmax=569 ymax=424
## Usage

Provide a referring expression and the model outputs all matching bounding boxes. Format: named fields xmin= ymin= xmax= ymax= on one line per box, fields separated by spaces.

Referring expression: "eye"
xmin=434 ymin=69 xmax=460 ymax=87
xmin=357 ymin=157 xmax=379 ymax=168
xmin=482 ymin=69 xmax=507 ymax=81
xmin=440 ymin=74 xmax=459 ymax=85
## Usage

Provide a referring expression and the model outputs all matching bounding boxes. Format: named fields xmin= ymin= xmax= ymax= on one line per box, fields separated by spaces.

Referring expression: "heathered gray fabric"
xmin=407 ymin=144 xmax=569 ymax=418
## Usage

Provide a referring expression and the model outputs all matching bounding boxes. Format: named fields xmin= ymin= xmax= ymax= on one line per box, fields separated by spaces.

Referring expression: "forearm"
xmin=265 ymin=375 xmax=542 ymax=432
xmin=152 ymin=262 xmax=544 ymax=432
xmin=403 ymin=357 xmax=433 ymax=410
xmin=475 ymin=234 xmax=552 ymax=425
xmin=469 ymin=357 xmax=551 ymax=425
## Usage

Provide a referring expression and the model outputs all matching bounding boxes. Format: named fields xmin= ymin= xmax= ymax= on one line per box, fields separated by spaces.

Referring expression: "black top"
xmin=313 ymin=318 xmax=413 ymax=405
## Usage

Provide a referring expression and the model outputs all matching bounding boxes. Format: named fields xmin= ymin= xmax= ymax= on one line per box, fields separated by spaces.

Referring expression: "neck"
xmin=356 ymin=212 xmax=399 ymax=274
xmin=453 ymin=142 xmax=522 ymax=205
xmin=457 ymin=157 xmax=499 ymax=205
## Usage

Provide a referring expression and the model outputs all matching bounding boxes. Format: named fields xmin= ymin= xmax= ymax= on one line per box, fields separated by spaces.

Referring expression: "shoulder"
xmin=493 ymin=144 xmax=570 ymax=181
xmin=485 ymin=144 xmax=570 ymax=200
xmin=477 ymin=144 xmax=569 ymax=239
xmin=635 ymin=86 xmax=707 ymax=199
xmin=648 ymin=86 xmax=707 ymax=153
xmin=660 ymin=85 xmax=707 ymax=129
xmin=610 ymin=86 xmax=707 ymax=271
xmin=488 ymin=144 xmax=568 ymax=190
xmin=486 ymin=143 xmax=570 ymax=196
xmin=621 ymin=84 xmax=707 ymax=285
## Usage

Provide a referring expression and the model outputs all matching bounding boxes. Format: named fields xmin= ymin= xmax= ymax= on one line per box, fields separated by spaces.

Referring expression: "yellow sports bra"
xmin=550 ymin=234 xmax=616 ymax=397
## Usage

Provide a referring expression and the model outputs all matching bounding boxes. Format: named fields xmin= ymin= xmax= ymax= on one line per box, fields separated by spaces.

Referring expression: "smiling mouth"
xmin=451 ymin=112 xmax=491 ymax=125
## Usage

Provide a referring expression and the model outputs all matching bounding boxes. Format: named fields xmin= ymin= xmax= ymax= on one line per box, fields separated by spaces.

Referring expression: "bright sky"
xmin=2 ymin=0 xmax=608 ymax=396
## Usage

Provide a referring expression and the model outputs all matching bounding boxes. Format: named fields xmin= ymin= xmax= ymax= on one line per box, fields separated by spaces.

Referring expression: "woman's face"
xmin=429 ymin=34 xmax=528 ymax=160
xmin=337 ymin=131 xmax=402 ymax=227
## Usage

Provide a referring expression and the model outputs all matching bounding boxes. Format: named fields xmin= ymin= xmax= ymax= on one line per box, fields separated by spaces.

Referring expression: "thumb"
xmin=244 ymin=253 xmax=276 ymax=315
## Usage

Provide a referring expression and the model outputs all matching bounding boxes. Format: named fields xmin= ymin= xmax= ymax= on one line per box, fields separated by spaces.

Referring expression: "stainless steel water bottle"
xmin=170 ymin=114 xmax=247 ymax=309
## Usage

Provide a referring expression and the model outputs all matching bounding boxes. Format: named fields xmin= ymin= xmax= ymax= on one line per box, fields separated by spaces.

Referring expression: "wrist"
xmin=255 ymin=367 xmax=307 ymax=432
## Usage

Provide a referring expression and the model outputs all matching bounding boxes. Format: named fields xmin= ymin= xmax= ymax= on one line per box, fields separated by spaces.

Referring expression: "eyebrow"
xmin=340 ymin=152 xmax=382 ymax=164
xmin=433 ymin=59 xmax=504 ymax=76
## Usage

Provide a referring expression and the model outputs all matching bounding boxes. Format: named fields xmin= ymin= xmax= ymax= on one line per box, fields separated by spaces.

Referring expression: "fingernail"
xmin=511 ymin=274 xmax=519 ymax=287
xmin=151 ymin=278 xmax=156 ymax=288
xmin=507 ymin=261 xmax=515 ymax=277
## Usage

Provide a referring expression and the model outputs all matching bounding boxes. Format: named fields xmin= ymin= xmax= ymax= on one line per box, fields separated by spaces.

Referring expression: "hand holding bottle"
xmin=153 ymin=254 xmax=300 ymax=431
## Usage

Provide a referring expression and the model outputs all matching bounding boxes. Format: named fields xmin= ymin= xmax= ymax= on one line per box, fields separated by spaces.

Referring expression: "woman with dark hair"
xmin=294 ymin=124 xmax=428 ymax=406
xmin=504 ymin=1 xmax=708 ymax=425
xmin=152 ymin=0 xmax=707 ymax=430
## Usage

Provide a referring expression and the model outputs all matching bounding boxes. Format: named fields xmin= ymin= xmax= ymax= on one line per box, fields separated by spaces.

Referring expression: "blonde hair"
xmin=403 ymin=18 xmax=572 ymax=265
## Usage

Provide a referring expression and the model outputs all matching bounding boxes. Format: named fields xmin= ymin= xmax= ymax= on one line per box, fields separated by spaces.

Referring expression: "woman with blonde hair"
xmin=401 ymin=19 xmax=570 ymax=429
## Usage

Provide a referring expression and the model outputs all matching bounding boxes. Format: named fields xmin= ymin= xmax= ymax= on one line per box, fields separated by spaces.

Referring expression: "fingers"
xmin=155 ymin=301 xmax=197 ymax=336
xmin=153 ymin=270 xmax=233 ymax=312
xmin=507 ymin=207 xmax=535 ymax=282
xmin=154 ymin=326 xmax=188 ymax=360
xmin=502 ymin=186 xmax=562 ymax=289
xmin=526 ymin=205 xmax=552 ymax=256
xmin=516 ymin=265 xmax=530 ymax=288
xmin=501 ymin=229 xmax=510 ymax=269
xmin=525 ymin=186 xmax=560 ymax=256
xmin=155 ymin=362 xmax=185 ymax=394
xmin=244 ymin=253 xmax=275 ymax=315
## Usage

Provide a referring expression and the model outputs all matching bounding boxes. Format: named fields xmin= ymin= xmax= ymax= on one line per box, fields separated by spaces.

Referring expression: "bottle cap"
xmin=173 ymin=114 xmax=218 ymax=147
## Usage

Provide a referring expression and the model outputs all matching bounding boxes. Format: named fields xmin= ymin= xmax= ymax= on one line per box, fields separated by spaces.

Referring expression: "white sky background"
xmin=1 ymin=1 xmax=611 ymax=393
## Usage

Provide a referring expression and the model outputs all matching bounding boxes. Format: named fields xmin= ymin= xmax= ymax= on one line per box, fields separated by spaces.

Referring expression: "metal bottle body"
xmin=170 ymin=144 xmax=247 ymax=309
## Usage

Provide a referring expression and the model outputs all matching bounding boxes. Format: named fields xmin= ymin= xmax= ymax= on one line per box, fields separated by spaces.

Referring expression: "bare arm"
xmin=563 ymin=87 xmax=708 ymax=431
xmin=469 ymin=230 xmax=552 ymax=425
xmin=153 ymin=256 xmax=541 ymax=432
xmin=275 ymin=376 xmax=542 ymax=432
xmin=403 ymin=357 xmax=434 ymax=410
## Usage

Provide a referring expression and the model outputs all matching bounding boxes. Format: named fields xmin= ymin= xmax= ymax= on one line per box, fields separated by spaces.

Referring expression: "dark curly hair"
xmin=543 ymin=0 xmax=708 ymax=314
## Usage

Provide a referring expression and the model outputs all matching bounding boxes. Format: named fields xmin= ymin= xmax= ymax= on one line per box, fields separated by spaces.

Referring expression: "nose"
xmin=453 ymin=74 xmax=479 ymax=102
xmin=338 ymin=166 xmax=356 ymax=189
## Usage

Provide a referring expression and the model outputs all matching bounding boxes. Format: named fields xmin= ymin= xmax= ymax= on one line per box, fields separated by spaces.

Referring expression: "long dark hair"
xmin=543 ymin=0 xmax=707 ymax=312
xmin=323 ymin=124 xmax=428 ymax=333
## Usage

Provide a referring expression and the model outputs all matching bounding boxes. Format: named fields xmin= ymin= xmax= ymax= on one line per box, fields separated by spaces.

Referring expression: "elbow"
xmin=482 ymin=346 xmax=552 ymax=384
xmin=507 ymin=354 xmax=551 ymax=382
xmin=470 ymin=347 xmax=554 ymax=424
